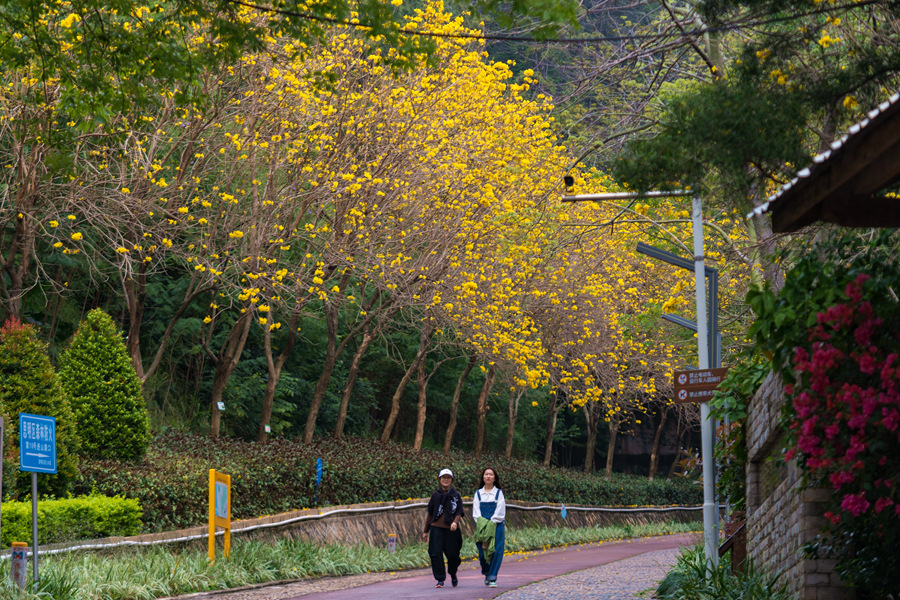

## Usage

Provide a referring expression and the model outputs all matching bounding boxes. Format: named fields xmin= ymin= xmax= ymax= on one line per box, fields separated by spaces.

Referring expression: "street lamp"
xmin=561 ymin=188 xmax=719 ymax=571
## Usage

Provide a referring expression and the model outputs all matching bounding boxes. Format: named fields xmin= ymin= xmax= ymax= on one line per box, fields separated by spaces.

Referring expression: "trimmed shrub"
xmin=59 ymin=309 xmax=150 ymax=461
xmin=76 ymin=432 xmax=702 ymax=532
xmin=1 ymin=495 xmax=142 ymax=547
xmin=0 ymin=318 xmax=80 ymax=497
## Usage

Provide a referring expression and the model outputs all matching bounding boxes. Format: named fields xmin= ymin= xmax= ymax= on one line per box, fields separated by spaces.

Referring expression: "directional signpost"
xmin=19 ymin=413 xmax=57 ymax=583
xmin=674 ymin=368 xmax=729 ymax=403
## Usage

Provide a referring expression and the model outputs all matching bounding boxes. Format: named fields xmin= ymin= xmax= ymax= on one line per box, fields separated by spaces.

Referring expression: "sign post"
xmin=690 ymin=196 xmax=719 ymax=573
xmin=208 ymin=469 xmax=231 ymax=563
xmin=19 ymin=413 xmax=57 ymax=584
xmin=314 ymin=458 xmax=323 ymax=506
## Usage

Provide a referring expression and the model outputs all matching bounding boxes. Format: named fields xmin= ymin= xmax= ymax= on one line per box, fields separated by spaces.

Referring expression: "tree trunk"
xmin=208 ymin=311 xmax=253 ymax=438
xmin=648 ymin=404 xmax=670 ymax=481
xmin=668 ymin=420 xmax=689 ymax=478
xmin=122 ymin=263 xmax=148 ymax=379
xmin=1 ymin=146 xmax=41 ymax=320
xmin=259 ymin=312 xmax=300 ymax=443
xmin=443 ymin=355 xmax=477 ymax=456
xmin=380 ymin=325 xmax=432 ymax=443
xmin=542 ymin=393 xmax=559 ymax=467
xmin=303 ymin=302 xmax=340 ymax=444
xmin=504 ymin=388 xmax=524 ymax=458
xmin=473 ymin=365 xmax=496 ymax=459
xmin=304 ymin=286 xmax=386 ymax=444
xmin=583 ymin=403 xmax=600 ymax=474
xmin=605 ymin=419 xmax=620 ymax=477
xmin=140 ymin=274 xmax=211 ymax=383
xmin=334 ymin=327 xmax=376 ymax=439
xmin=412 ymin=355 xmax=428 ymax=451
xmin=258 ymin=355 xmax=280 ymax=444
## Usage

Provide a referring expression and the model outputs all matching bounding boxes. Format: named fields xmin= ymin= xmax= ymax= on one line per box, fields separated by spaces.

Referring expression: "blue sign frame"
xmin=19 ymin=413 xmax=57 ymax=473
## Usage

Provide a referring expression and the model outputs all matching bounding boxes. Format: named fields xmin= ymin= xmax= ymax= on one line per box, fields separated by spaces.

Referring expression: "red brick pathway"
xmin=286 ymin=533 xmax=698 ymax=600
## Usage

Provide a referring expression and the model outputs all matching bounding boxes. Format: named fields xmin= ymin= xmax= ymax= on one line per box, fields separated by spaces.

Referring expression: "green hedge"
xmin=1 ymin=496 xmax=143 ymax=547
xmin=75 ymin=433 xmax=701 ymax=532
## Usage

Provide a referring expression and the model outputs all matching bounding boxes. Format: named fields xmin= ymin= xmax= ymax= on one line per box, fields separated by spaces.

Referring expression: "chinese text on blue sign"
xmin=19 ymin=413 xmax=57 ymax=473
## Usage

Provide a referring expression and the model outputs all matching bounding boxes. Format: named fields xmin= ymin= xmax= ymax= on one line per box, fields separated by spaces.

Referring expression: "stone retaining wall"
xmin=37 ymin=498 xmax=701 ymax=555
xmin=746 ymin=372 xmax=850 ymax=600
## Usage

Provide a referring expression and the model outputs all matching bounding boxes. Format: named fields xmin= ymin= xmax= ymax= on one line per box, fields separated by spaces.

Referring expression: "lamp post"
xmin=561 ymin=189 xmax=719 ymax=571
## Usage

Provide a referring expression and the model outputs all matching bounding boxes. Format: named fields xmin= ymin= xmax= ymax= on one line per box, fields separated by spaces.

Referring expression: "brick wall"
xmin=746 ymin=372 xmax=850 ymax=600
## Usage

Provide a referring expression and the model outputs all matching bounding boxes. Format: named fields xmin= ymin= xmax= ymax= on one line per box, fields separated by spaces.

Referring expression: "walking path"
xmin=179 ymin=533 xmax=697 ymax=600
xmin=498 ymin=547 xmax=680 ymax=600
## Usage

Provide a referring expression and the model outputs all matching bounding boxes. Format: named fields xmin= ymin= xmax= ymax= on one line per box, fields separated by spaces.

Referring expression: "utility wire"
xmin=226 ymin=0 xmax=880 ymax=44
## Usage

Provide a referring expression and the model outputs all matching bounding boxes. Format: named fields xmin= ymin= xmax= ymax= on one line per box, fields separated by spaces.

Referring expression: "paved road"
xmin=287 ymin=533 xmax=697 ymax=600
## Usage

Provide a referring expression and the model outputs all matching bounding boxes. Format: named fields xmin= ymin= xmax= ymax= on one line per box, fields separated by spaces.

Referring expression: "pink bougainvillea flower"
xmin=841 ymin=492 xmax=870 ymax=517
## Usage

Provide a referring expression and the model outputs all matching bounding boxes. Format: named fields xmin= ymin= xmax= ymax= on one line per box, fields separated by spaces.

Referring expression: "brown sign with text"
xmin=673 ymin=367 xmax=729 ymax=403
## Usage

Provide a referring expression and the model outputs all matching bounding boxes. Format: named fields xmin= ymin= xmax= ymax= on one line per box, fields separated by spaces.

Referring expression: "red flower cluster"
xmin=785 ymin=275 xmax=900 ymax=524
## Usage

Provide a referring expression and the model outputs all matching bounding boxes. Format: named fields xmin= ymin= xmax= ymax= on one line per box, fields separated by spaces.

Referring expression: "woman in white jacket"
xmin=472 ymin=467 xmax=506 ymax=587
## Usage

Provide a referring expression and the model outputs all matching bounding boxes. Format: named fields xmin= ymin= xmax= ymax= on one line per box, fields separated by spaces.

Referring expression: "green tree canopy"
xmin=612 ymin=1 xmax=900 ymax=205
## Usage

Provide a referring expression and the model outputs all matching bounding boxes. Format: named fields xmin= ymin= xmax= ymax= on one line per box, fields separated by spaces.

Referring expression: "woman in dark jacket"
xmin=423 ymin=468 xmax=464 ymax=588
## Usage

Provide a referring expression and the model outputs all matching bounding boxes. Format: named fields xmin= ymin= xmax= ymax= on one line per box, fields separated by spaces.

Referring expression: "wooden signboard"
xmin=673 ymin=367 xmax=729 ymax=403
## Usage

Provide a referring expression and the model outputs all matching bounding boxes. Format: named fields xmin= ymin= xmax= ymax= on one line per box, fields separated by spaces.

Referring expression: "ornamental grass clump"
xmin=656 ymin=545 xmax=793 ymax=600
xmin=59 ymin=309 xmax=150 ymax=462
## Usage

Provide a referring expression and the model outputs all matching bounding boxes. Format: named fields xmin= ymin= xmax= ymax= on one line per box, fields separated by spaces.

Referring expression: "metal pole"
xmin=692 ymin=197 xmax=718 ymax=572
xmin=31 ymin=472 xmax=39 ymax=583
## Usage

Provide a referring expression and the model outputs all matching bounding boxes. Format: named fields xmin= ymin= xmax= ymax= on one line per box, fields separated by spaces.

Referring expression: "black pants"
xmin=428 ymin=526 xmax=462 ymax=582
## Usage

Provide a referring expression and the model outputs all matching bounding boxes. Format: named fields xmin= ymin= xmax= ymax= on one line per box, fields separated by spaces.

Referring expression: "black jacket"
xmin=424 ymin=486 xmax=463 ymax=532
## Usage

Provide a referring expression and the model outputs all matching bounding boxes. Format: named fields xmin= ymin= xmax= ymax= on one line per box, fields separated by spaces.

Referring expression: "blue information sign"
xmin=316 ymin=458 xmax=323 ymax=485
xmin=19 ymin=413 xmax=57 ymax=474
xmin=215 ymin=481 xmax=229 ymax=519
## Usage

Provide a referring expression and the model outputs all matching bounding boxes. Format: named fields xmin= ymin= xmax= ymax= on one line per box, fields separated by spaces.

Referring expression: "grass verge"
xmin=0 ymin=521 xmax=699 ymax=600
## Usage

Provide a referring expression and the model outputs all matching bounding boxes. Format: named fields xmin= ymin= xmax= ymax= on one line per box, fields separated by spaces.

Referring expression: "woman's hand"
xmin=450 ymin=522 xmax=458 ymax=532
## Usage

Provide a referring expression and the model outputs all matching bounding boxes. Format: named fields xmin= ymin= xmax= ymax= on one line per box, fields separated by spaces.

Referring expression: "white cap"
xmin=439 ymin=468 xmax=454 ymax=478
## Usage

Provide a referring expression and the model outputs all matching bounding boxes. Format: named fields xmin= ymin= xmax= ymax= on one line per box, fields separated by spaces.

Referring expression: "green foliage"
xmin=59 ymin=309 xmax=150 ymax=461
xmin=611 ymin=78 xmax=809 ymax=203
xmin=657 ymin=545 xmax=794 ymax=600
xmin=709 ymin=356 xmax=769 ymax=512
xmin=709 ymin=355 xmax=768 ymax=423
xmin=809 ymin=525 xmax=899 ymax=600
xmin=613 ymin=1 xmax=900 ymax=208
xmin=74 ymin=432 xmax=702 ymax=532
xmin=0 ymin=495 xmax=142 ymax=547
xmin=0 ymin=0 xmax=581 ymax=131
xmin=747 ymin=230 xmax=900 ymax=382
xmin=0 ymin=318 xmax=80 ymax=497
